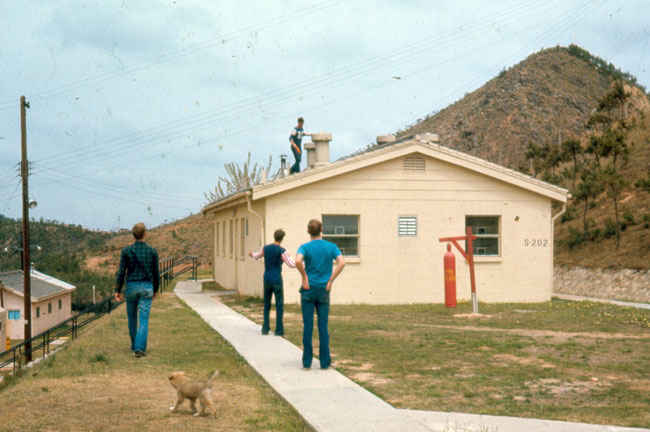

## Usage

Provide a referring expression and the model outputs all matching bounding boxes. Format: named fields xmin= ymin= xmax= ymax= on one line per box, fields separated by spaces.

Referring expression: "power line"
xmin=0 ymin=0 xmax=341 ymax=111
xmin=32 ymin=0 xmax=555 ymax=172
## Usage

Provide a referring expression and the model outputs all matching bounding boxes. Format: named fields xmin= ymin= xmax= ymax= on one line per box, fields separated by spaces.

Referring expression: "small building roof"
xmin=0 ymin=270 xmax=76 ymax=302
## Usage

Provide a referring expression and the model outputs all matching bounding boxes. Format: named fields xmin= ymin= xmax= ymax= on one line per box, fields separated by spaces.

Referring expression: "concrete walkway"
xmin=175 ymin=281 xmax=649 ymax=432
xmin=553 ymin=294 xmax=650 ymax=310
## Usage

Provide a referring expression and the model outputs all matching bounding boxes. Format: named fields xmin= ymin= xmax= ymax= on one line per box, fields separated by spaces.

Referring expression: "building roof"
xmin=202 ymin=133 xmax=569 ymax=214
xmin=0 ymin=270 xmax=76 ymax=302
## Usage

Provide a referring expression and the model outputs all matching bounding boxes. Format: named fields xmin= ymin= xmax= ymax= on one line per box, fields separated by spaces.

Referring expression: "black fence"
xmin=0 ymin=296 xmax=122 ymax=375
xmin=0 ymin=255 xmax=198 ymax=375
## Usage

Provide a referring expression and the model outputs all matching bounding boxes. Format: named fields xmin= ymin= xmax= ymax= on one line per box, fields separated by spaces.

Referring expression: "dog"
xmin=168 ymin=370 xmax=220 ymax=416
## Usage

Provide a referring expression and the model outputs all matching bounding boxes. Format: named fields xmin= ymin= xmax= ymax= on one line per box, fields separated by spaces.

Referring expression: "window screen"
xmin=322 ymin=215 xmax=359 ymax=256
xmin=398 ymin=216 xmax=417 ymax=236
xmin=466 ymin=216 xmax=500 ymax=256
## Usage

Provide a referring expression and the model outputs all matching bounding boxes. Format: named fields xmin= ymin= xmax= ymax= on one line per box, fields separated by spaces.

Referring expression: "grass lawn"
xmin=0 ymin=292 xmax=309 ymax=432
xmin=223 ymin=295 xmax=650 ymax=428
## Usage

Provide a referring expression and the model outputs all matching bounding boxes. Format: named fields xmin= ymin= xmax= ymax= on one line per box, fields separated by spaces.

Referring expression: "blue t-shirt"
xmin=297 ymin=239 xmax=342 ymax=288
xmin=263 ymin=244 xmax=286 ymax=285
xmin=289 ymin=127 xmax=304 ymax=149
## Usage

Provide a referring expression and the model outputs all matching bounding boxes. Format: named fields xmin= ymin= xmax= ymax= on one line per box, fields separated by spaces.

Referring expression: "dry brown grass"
xmin=0 ymin=293 xmax=309 ymax=432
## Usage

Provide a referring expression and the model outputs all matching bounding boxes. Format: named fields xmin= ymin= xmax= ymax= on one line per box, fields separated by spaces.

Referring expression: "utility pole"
xmin=20 ymin=95 xmax=32 ymax=362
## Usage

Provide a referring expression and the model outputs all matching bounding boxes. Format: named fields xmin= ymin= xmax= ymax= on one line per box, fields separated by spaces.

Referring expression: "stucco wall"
xmin=262 ymin=153 xmax=553 ymax=304
xmin=209 ymin=200 xmax=265 ymax=297
xmin=2 ymin=290 xmax=73 ymax=339
xmin=0 ymin=308 xmax=6 ymax=351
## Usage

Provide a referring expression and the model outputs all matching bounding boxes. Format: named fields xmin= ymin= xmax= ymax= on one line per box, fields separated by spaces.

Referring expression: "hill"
xmin=84 ymin=213 xmax=214 ymax=274
xmin=0 ymin=215 xmax=116 ymax=308
xmin=395 ymin=45 xmax=650 ymax=269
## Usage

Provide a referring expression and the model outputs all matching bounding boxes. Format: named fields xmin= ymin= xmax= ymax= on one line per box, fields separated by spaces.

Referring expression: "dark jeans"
xmin=290 ymin=145 xmax=301 ymax=174
xmin=125 ymin=281 xmax=153 ymax=353
xmin=262 ymin=281 xmax=284 ymax=335
xmin=300 ymin=286 xmax=330 ymax=369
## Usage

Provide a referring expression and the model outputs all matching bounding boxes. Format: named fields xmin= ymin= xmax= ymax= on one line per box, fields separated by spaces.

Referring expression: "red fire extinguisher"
xmin=444 ymin=243 xmax=457 ymax=308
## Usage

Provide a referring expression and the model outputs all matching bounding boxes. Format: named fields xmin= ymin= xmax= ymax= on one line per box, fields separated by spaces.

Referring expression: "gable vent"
xmin=403 ymin=155 xmax=425 ymax=172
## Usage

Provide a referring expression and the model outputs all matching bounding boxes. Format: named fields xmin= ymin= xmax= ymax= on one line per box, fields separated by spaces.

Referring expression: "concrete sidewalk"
xmin=553 ymin=294 xmax=650 ymax=310
xmin=175 ymin=281 xmax=649 ymax=432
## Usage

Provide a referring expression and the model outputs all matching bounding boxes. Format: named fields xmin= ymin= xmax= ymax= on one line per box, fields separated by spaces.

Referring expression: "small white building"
xmin=202 ymin=133 xmax=569 ymax=305
xmin=0 ymin=270 xmax=76 ymax=340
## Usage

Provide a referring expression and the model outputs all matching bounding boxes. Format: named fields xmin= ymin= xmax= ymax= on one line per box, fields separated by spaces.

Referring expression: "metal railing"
xmin=0 ymin=296 xmax=123 ymax=375
xmin=0 ymin=256 xmax=199 ymax=376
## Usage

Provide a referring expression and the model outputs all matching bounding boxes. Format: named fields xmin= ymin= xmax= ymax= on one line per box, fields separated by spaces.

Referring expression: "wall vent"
xmin=398 ymin=216 xmax=417 ymax=236
xmin=403 ymin=155 xmax=425 ymax=172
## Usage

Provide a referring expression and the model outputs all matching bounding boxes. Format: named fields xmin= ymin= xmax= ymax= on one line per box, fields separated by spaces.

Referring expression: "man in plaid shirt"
xmin=114 ymin=223 xmax=160 ymax=357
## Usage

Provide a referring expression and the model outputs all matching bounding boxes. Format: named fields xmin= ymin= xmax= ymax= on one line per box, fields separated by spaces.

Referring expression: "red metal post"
xmin=466 ymin=226 xmax=478 ymax=313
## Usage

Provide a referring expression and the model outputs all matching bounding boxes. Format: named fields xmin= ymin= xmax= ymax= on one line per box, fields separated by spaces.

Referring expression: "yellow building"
xmin=202 ymin=133 xmax=568 ymax=304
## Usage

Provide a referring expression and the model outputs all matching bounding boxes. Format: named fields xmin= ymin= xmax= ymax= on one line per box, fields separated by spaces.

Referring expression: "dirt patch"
xmin=493 ymin=353 xmax=555 ymax=369
xmin=453 ymin=313 xmax=493 ymax=319
xmin=526 ymin=377 xmax=607 ymax=396
xmin=417 ymin=324 xmax=650 ymax=342
xmin=351 ymin=372 xmax=393 ymax=386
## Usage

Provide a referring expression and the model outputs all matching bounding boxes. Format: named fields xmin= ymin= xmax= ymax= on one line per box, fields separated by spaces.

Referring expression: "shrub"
xmin=587 ymin=228 xmax=602 ymax=242
xmin=560 ymin=206 xmax=576 ymax=223
xmin=643 ymin=214 xmax=650 ymax=229
xmin=623 ymin=211 xmax=636 ymax=225
xmin=567 ymin=227 xmax=585 ymax=249
xmin=604 ymin=218 xmax=617 ymax=238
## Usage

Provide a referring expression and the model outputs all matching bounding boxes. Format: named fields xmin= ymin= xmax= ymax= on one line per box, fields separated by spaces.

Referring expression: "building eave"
xmin=201 ymin=190 xmax=251 ymax=215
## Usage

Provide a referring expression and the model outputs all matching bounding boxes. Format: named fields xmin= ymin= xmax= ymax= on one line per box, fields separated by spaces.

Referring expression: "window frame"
xmin=216 ymin=222 xmax=220 ymax=257
xmin=58 ymin=299 xmax=62 ymax=310
xmin=9 ymin=310 xmax=20 ymax=320
xmin=222 ymin=222 xmax=226 ymax=257
xmin=240 ymin=217 xmax=246 ymax=260
xmin=465 ymin=215 xmax=501 ymax=257
xmin=36 ymin=307 xmax=40 ymax=318
xmin=229 ymin=219 xmax=234 ymax=257
xmin=398 ymin=215 xmax=418 ymax=237
xmin=48 ymin=302 xmax=52 ymax=314
xmin=321 ymin=214 xmax=361 ymax=257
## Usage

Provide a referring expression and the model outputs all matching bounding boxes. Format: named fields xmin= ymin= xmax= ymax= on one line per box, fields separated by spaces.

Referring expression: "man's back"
xmin=116 ymin=241 xmax=160 ymax=292
xmin=297 ymin=239 xmax=341 ymax=288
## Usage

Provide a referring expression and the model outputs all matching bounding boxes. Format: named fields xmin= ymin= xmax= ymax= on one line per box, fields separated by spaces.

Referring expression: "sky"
xmin=0 ymin=0 xmax=648 ymax=231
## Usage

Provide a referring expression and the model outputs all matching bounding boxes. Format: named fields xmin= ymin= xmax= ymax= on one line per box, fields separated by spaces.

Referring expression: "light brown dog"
xmin=168 ymin=370 xmax=220 ymax=416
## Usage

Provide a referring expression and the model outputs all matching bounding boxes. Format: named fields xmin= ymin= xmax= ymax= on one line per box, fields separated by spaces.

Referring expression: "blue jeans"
xmin=262 ymin=281 xmax=284 ymax=335
xmin=125 ymin=281 xmax=153 ymax=353
xmin=290 ymin=145 xmax=301 ymax=174
xmin=300 ymin=286 xmax=330 ymax=368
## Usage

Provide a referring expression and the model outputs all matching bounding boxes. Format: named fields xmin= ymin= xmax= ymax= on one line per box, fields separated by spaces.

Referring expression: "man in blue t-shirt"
xmin=289 ymin=117 xmax=311 ymax=174
xmin=295 ymin=219 xmax=346 ymax=369
xmin=250 ymin=229 xmax=295 ymax=335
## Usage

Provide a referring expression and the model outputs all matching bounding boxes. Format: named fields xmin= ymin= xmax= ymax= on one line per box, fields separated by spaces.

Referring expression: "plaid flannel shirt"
xmin=115 ymin=241 xmax=160 ymax=294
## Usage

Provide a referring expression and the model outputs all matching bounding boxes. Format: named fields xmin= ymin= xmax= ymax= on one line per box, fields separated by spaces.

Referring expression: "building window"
xmin=222 ymin=222 xmax=226 ymax=256
xmin=59 ymin=299 xmax=62 ymax=310
xmin=8 ymin=310 xmax=20 ymax=320
xmin=48 ymin=302 xmax=52 ymax=313
xmin=322 ymin=215 xmax=359 ymax=256
xmin=245 ymin=218 xmax=249 ymax=237
xmin=36 ymin=307 xmax=40 ymax=318
xmin=240 ymin=218 xmax=245 ymax=259
xmin=216 ymin=222 xmax=220 ymax=257
xmin=398 ymin=216 xmax=417 ymax=236
xmin=466 ymin=216 xmax=500 ymax=256
xmin=229 ymin=220 xmax=234 ymax=257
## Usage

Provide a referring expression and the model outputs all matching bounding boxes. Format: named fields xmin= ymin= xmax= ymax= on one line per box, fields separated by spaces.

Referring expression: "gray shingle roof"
xmin=0 ymin=270 xmax=73 ymax=301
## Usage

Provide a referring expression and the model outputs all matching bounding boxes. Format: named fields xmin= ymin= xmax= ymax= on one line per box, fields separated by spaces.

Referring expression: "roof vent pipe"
xmin=304 ymin=132 xmax=332 ymax=169
xmin=279 ymin=154 xmax=289 ymax=178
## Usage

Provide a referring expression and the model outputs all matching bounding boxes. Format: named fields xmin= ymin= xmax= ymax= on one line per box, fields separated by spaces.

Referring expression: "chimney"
xmin=279 ymin=154 xmax=289 ymax=178
xmin=376 ymin=134 xmax=396 ymax=145
xmin=304 ymin=132 xmax=332 ymax=169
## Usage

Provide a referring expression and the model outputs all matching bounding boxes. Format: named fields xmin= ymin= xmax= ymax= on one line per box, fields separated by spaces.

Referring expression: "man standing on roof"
xmin=249 ymin=229 xmax=296 ymax=336
xmin=114 ymin=223 xmax=160 ymax=358
xmin=289 ymin=117 xmax=311 ymax=174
